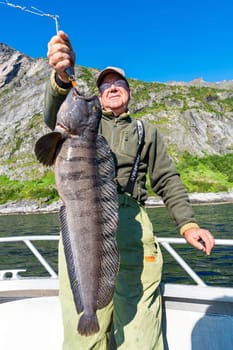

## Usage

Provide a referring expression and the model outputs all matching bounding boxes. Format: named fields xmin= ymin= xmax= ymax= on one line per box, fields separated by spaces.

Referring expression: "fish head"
xmin=57 ymin=88 xmax=102 ymax=135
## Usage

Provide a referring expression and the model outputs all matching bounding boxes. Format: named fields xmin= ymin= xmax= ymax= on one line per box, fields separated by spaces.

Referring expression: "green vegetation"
xmin=1 ymin=153 xmax=233 ymax=204
xmin=0 ymin=170 xmax=58 ymax=205
xmin=146 ymin=152 xmax=233 ymax=195
xmin=176 ymin=152 xmax=233 ymax=192
xmin=222 ymin=96 xmax=233 ymax=112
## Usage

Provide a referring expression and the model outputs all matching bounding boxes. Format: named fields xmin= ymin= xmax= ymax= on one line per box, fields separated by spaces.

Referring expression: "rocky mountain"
xmin=0 ymin=43 xmax=233 ymax=183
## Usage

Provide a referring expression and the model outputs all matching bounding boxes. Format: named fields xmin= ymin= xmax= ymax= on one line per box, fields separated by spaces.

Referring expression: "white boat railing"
xmin=158 ymin=238 xmax=233 ymax=287
xmin=0 ymin=236 xmax=233 ymax=286
xmin=0 ymin=235 xmax=59 ymax=279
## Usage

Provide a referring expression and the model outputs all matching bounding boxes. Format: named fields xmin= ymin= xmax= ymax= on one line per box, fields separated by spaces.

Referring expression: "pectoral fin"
xmin=34 ymin=132 xmax=63 ymax=166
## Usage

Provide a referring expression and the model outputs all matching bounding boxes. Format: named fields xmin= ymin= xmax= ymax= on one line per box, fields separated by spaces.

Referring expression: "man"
xmin=44 ymin=31 xmax=215 ymax=350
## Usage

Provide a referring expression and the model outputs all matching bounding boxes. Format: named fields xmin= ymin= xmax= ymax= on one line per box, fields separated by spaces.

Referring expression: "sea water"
xmin=0 ymin=203 xmax=232 ymax=286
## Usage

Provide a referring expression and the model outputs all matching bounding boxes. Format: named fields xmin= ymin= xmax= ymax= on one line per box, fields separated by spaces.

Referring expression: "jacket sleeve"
xmin=148 ymin=127 xmax=198 ymax=232
xmin=44 ymin=71 xmax=71 ymax=130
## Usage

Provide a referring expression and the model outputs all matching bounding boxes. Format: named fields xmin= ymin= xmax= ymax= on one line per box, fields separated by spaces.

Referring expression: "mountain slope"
xmin=0 ymin=43 xmax=232 ymax=203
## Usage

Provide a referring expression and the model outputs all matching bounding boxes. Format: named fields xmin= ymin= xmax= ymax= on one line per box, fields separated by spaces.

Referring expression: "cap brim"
xmin=96 ymin=67 xmax=127 ymax=87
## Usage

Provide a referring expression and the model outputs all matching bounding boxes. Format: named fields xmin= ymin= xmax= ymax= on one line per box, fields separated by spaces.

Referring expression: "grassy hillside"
xmin=1 ymin=152 xmax=232 ymax=205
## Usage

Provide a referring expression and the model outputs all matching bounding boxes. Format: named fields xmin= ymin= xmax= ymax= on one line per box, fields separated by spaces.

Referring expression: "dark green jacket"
xmin=44 ymin=71 xmax=198 ymax=233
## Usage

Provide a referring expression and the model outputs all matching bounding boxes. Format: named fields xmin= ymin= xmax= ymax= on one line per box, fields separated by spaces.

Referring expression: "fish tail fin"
xmin=77 ymin=313 xmax=100 ymax=336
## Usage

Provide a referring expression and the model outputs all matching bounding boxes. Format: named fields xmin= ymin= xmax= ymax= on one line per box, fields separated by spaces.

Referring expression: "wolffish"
xmin=35 ymin=88 xmax=119 ymax=336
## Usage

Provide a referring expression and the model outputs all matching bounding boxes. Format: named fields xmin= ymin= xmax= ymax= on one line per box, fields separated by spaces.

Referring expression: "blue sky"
xmin=1 ymin=0 xmax=233 ymax=83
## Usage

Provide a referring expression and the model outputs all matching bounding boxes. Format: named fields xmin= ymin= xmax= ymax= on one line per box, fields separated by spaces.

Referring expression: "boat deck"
xmin=0 ymin=236 xmax=233 ymax=350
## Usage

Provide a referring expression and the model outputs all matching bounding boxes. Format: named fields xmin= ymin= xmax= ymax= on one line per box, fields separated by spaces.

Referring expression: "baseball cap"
xmin=96 ymin=66 xmax=129 ymax=88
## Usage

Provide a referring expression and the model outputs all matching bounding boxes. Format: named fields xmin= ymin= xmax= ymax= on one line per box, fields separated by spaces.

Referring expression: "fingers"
xmin=47 ymin=31 xmax=75 ymax=79
xmin=198 ymin=230 xmax=215 ymax=255
xmin=186 ymin=235 xmax=206 ymax=252
xmin=184 ymin=228 xmax=215 ymax=255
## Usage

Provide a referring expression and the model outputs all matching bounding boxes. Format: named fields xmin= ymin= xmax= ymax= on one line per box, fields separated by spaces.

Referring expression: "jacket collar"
xmin=102 ymin=109 xmax=131 ymax=122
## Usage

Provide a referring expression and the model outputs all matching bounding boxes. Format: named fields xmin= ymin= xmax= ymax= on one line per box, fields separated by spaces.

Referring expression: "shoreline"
xmin=0 ymin=190 xmax=233 ymax=216
xmin=145 ymin=190 xmax=233 ymax=207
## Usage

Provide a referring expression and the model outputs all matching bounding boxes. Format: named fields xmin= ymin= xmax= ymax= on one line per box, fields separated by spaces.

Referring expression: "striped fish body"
xmin=34 ymin=90 xmax=119 ymax=336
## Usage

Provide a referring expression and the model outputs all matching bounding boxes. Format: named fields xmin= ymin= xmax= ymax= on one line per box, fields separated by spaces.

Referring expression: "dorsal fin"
xmin=95 ymin=135 xmax=120 ymax=309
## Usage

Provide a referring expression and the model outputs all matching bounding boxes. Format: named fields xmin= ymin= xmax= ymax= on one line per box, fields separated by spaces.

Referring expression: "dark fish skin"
xmin=35 ymin=89 xmax=119 ymax=336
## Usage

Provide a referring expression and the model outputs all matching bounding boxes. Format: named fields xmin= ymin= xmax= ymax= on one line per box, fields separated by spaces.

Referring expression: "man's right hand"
xmin=47 ymin=31 xmax=76 ymax=83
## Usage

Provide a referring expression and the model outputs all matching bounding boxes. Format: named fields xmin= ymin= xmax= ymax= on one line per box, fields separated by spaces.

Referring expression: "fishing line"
xmin=0 ymin=1 xmax=60 ymax=33
xmin=0 ymin=1 xmax=77 ymax=85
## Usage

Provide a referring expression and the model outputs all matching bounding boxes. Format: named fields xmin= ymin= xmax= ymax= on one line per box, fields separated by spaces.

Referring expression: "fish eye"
xmin=92 ymin=105 xmax=99 ymax=112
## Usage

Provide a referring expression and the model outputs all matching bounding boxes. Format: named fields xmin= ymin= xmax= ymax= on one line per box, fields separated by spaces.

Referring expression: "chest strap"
xmin=124 ymin=120 xmax=145 ymax=195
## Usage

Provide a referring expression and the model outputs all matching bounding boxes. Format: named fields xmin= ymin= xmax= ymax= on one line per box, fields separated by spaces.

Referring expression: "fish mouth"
xmin=55 ymin=122 xmax=68 ymax=132
xmin=73 ymin=87 xmax=82 ymax=96
xmin=70 ymin=87 xmax=82 ymax=101
xmin=71 ymin=88 xmax=99 ymax=103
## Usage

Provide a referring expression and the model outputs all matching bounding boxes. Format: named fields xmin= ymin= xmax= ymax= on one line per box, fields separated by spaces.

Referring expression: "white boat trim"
xmin=158 ymin=238 xmax=233 ymax=287
xmin=0 ymin=236 xmax=233 ymax=349
xmin=1 ymin=235 xmax=233 ymax=286
xmin=0 ymin=235 xmax=58 ymax=279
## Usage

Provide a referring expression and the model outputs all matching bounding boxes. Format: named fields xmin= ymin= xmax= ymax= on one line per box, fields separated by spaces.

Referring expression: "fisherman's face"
xmin=98 ymin=73 xmax=131 ymax=116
